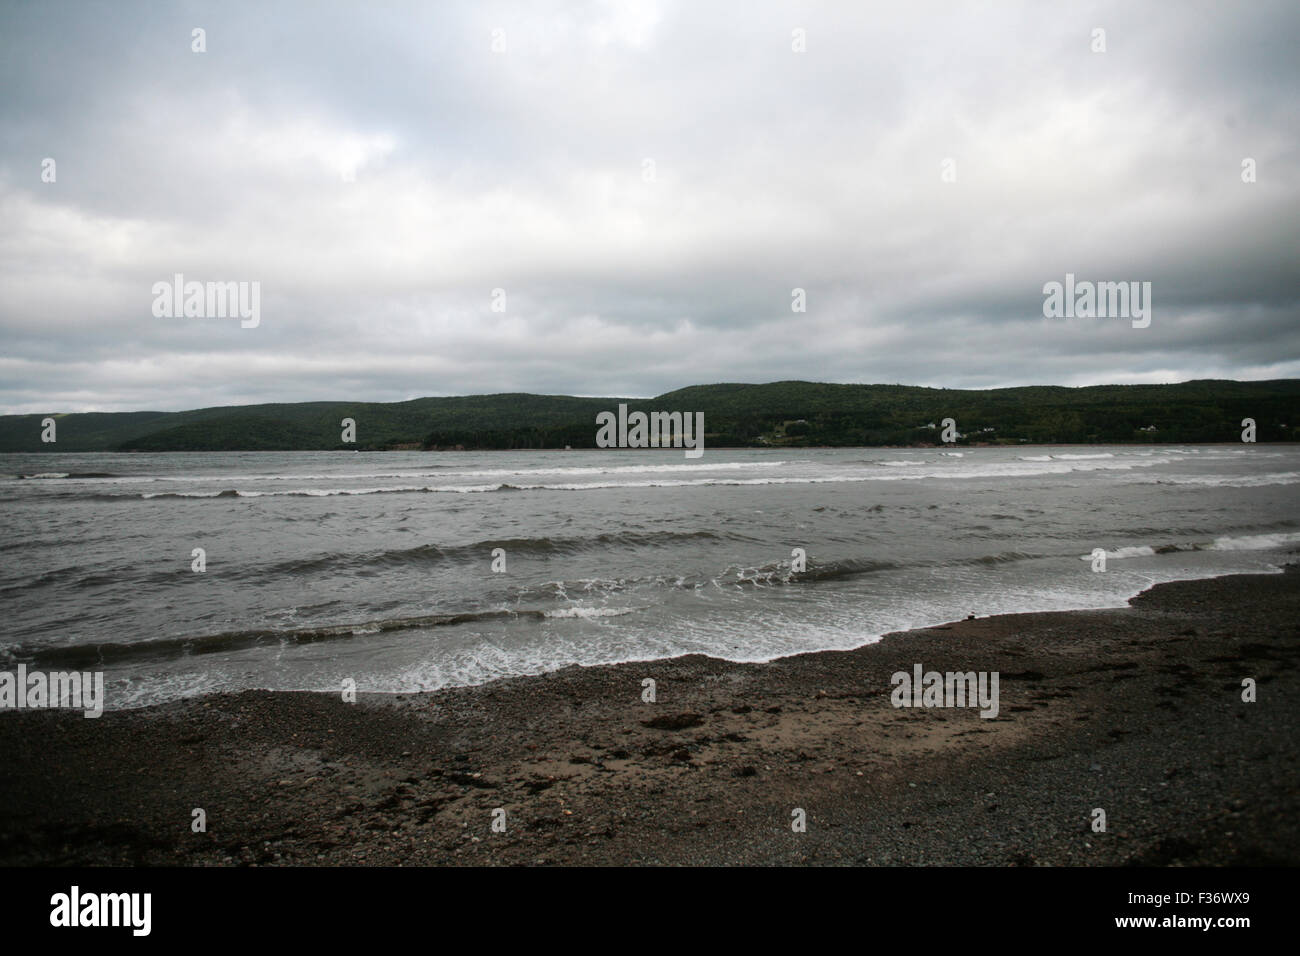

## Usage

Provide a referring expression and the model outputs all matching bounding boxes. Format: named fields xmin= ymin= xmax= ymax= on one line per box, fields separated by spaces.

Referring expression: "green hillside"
xmin=1 ymin=380 xmax=1296 ymax=452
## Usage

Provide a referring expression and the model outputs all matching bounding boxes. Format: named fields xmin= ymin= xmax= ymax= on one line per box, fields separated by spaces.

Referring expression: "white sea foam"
xmin=1209 ymin=531 xmax=1300 ymax=551
xmin=1079 ymin=545 xmax=1157 ymax=561
xmin=1135 ymin=471 xmax=1300 ymax=488
xmin=543 ymin=606 xmax=639 ymax=619
xmin=141 ymin=490 xmax=228 ymax=498
xmin=128 ymin=456 xmax=1171 ymax=498
xmin=159 ymin=460 xmax=804 ymax=484
xmin=1077 ymin=531 xmax=1300 ymax=561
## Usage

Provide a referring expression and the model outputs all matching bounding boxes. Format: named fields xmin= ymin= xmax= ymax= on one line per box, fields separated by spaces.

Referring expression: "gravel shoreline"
xmin=2 ymin=567 xmax=1297 ymax=866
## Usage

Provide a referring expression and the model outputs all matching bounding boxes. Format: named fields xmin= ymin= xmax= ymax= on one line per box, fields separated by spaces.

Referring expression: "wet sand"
xmin=2 ymin=567 xmax=1297 ymax=866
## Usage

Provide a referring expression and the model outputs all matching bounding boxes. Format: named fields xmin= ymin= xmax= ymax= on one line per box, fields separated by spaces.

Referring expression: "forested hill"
xmin=2 ymin=380 xmax=1297 ymax=452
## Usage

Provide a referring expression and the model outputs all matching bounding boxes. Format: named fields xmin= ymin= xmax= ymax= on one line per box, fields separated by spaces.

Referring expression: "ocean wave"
xmin=543 ymin=606 xmax=638 ymax=619
xmin=1078 ymin=531 xmax=1300 ymax=561
xmin=14 ymin=472 xmax=121 ymax=480
xmin=1077 ymin=545 xmax=1159 ymax=561
xmin=2 ymin=607 xmax=555 ymax=668
xmin=1140 ymin=471 xmax=1300 ymax=488
xmin=104 ymin=460 xmax=806 ymax=486
xmin=417 ymin=460 xmax=804 ymax=478
xmin=250 ymin=530 xmax=732 ymax=577
xmin=94 ymin=459 xmax=1164 ymax=499
xmin=3 ymin=597 xmax=661 ymax=670
xmin=1210 ymin=531 xmax=1300 ymax=551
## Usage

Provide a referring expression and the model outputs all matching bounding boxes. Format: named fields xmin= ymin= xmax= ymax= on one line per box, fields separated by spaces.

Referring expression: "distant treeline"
xmin=2 ymin=380 xmax=1297 ymax=452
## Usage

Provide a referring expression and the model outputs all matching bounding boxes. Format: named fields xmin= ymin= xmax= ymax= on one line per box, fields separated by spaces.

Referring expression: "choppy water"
xmin=1 ymin=445 xmax=1296 ymax=709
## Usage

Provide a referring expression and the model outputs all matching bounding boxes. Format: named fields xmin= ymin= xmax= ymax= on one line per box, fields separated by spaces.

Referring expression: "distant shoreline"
xmin=4 ymin=379 xmax=1296 ymax=451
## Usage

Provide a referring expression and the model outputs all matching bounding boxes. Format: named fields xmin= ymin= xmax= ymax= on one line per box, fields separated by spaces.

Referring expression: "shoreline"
xmin=2 ymin=566 xmax=1298 ymax=865
xmin=27 ymin=557 xmax=1296 ymax=714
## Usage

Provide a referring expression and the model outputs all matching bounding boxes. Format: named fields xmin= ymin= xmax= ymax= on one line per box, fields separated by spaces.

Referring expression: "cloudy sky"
xmin=1 ymin=0 xmax=1297 ymax=413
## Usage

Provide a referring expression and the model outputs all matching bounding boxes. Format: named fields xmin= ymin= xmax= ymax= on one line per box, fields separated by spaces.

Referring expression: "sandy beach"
xmin=2 ymin=566 xmax=1297 ymax=866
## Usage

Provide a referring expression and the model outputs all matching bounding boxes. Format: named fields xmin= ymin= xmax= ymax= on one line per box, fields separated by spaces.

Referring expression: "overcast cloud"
xmin=1 ymin=0 xmax=1297 ymax=413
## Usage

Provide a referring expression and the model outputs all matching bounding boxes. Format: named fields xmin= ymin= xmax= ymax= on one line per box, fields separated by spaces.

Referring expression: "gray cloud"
xmin=1 ymin=0 xmax=1297 ymax=412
